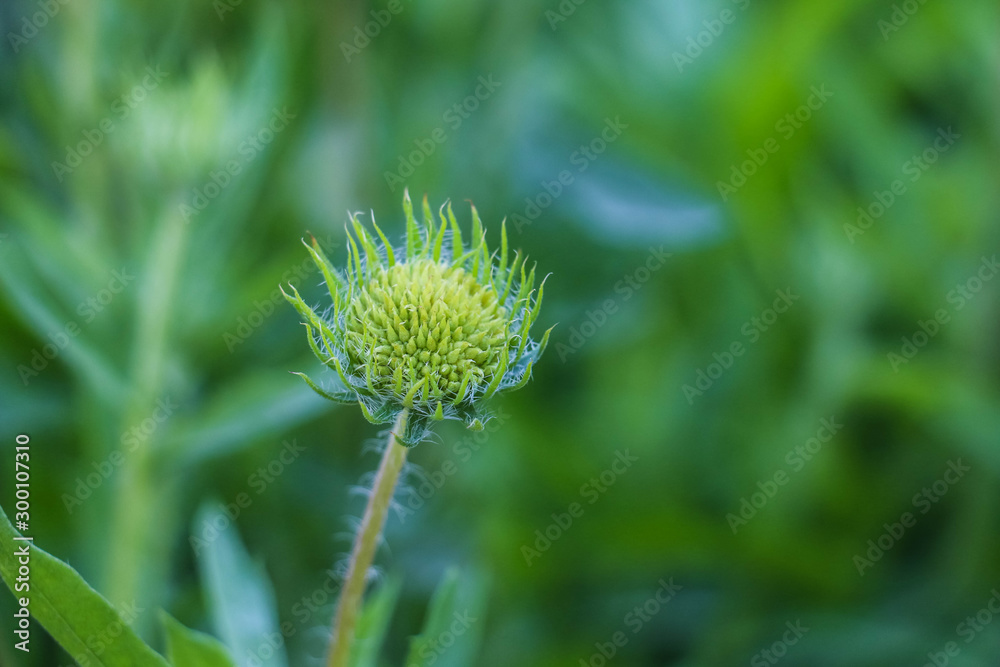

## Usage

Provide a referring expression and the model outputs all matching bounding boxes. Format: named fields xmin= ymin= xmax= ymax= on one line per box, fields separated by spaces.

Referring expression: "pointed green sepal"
xmin=397 ymin=412 xmax=430 ymax=447
xmin=500 ymin=251 xmax=521 ymax=305
xmin=281 ymin=285 xmax=325 ymax=333
xmin=498 ymin=219 xmax=509 ymax=278
xmin=370 ymin=213 xmax=396 ymax=267
xmin=447 ymin=201 xmax=462 ymax=256
xmin=535 ymin=325 xmax=555 ymax=360
xmin=484 ymin=342 xmax=511 ymax=398
xmin=291 ymin=371 xmax=358 ymax=405
xmin=504 ymin=360 xmax=533 ymax=394
xmin=352 ymin=213 xmax=381 ymax=271
xmin=452 ymin=370 xmax=474 ymax=406
xmin=303 ymin=236 xmax=344 ymax=314
xmin=404 ymin=188 xmax=419 ymax=259
xmin=358 ymin=398 xmax=397 ymax=424
xmin=432 ymin=212 xmax=448 ymax=262
xmin=402 ymin=376 xmax=427 ymax=409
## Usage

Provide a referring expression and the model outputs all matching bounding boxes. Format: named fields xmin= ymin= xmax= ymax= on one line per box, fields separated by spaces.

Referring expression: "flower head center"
xmin=345 ymin=259 xmax=508 ymax=399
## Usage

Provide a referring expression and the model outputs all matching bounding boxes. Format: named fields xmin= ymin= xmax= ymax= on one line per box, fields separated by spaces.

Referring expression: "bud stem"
xmin=327 ymin=409 xmax=409 ymax=667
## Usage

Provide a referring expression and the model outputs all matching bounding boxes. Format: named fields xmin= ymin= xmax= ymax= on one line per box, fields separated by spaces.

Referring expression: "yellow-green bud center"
xmin=345 ymin=259 xmax=508 ymax=399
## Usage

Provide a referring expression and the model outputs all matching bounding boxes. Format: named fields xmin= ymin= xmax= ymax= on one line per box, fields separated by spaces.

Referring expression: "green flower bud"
xmin=283 ymin=191 xmax=552 ymax=447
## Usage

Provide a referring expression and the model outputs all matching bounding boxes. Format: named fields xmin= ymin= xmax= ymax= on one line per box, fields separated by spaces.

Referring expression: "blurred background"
xmin=2 ymin=0 xmax=1000 ymax=665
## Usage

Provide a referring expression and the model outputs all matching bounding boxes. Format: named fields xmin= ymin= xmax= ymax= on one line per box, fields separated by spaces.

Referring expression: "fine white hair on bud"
xmin=283 ymin=190 xmax=552 ymax=447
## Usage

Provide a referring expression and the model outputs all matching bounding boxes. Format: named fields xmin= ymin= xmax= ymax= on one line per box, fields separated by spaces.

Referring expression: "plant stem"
xmin=327 ymin=409 xmax=409 ymax=667
xmin=106 ymin=209 xmax=187 ymax=625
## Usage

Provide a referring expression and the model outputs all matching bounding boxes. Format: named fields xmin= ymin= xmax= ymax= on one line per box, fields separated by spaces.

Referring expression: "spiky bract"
xmin=283 ymin=191 xmax=552 ymax=447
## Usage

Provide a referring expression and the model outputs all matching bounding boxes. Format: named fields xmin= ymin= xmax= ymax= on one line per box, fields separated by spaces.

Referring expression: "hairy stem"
xmin=327 ymin=409 xmax=409 ymax=667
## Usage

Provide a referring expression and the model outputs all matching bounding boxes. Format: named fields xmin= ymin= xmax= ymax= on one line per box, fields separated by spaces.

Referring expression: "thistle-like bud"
xmin=283 ymin=191 xmax=552 ymax=446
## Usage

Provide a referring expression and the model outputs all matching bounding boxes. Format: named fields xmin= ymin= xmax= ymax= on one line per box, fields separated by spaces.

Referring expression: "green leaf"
xmin=162 ymin=612 xmax=236 ymax=667
xmin=194 ymin=503 xmax=289 ymax=667
xmin=0 ymin=504 xmax=169 ymax=666
xmin=349 ymin=575 xmax=402 ymax=667
xmin=405 ymin=569 xmax=489 ymax=667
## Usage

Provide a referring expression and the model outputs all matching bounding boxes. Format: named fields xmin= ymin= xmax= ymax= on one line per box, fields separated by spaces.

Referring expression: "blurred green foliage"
xmin=1 ymin=0 xmax=999 ymax=665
